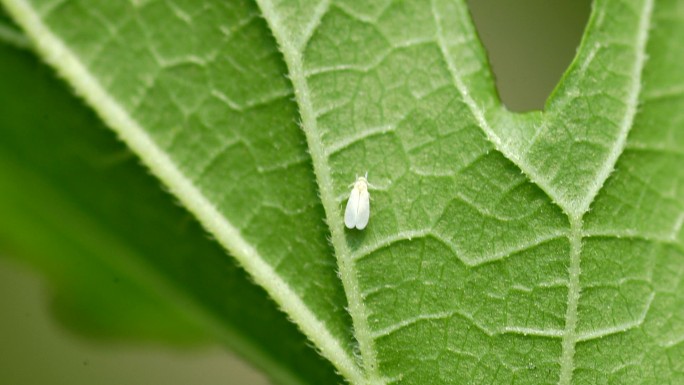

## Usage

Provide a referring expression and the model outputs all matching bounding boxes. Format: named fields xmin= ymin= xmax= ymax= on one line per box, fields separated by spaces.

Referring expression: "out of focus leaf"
xmin=0 ymin=42 xmax=342 ymax=385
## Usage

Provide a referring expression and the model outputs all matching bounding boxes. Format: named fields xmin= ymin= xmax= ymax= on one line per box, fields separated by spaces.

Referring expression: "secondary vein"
xmin=430 ymin=0 xmax=571 ymax=219
xmin=574 ymin=0 xmax=654 ymax=216
xmin=0 ymin=21 xmax=30 ymax=49
xmin=559 ymin=1 xmax=654 ymax=383
xmin=1 ymin=0 xmax=361 ymax=382
xmin=254 ymin=1 xmax=380 ymax=384
xmin=558 ymin=216 xmax=583 ymax=385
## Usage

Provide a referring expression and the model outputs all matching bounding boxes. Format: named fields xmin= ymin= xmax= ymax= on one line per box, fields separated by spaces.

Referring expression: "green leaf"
xmin=0 ymin=7 xmax=28 ymax=48
xmin=2 ymin=0 xmax=683 ymax=384
xmin=0 ymin=42 xmax=341 ymax=385
xmin=0 ymin=0 xmax=361 ymax=382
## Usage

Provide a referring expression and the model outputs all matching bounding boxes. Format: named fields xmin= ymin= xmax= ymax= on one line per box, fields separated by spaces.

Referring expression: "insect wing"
xmin=344 ymin=187 xmax=361 ymax=229
xmin=355 ymin=189 xmax=370 ymax=229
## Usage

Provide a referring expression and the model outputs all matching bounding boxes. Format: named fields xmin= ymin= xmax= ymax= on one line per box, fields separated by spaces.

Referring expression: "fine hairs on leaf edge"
xmin=0 ymin=0 xmax=364 ymax=383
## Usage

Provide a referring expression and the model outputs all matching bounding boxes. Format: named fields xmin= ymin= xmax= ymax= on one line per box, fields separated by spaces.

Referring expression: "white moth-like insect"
xmin=344 ymin=174 xmax=370 ymax=230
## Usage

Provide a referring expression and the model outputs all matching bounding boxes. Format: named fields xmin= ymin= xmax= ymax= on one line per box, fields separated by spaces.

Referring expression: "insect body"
xmin=344 ymin=175 xmax=370 ymax=230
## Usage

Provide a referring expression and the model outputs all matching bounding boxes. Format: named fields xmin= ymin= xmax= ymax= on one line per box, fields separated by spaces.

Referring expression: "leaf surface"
xmin=0 ymin=41 xmax=341 ymax=385
xmin=2 ymin=0 xmax=683 ymax=384
xmin=255 ymin=0 xmax=684 ymax=383
xmin=0 ymin=0 xmax=361 ymax=381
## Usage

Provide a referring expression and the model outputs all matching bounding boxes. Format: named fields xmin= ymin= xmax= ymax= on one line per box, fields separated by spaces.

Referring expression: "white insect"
xmin=344 ymin=174 xmax=371 ymax=230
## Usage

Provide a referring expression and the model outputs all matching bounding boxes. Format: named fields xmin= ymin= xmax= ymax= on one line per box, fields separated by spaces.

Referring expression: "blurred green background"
xmin=0 ymin=1 xmax=591 ymax=384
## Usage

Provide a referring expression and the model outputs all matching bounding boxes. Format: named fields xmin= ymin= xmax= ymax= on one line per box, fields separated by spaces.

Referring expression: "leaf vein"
xmin=0 ymin=0 xmax=363 ymax=382
xmin=576 ymin=0 xmax=655 ymax=216
xmin=255 ymin=0 xmax=381 ymax=383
